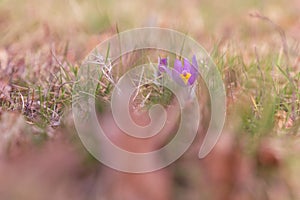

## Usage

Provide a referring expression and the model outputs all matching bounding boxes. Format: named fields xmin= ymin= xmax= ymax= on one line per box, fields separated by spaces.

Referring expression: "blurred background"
xmin=0 ymin=0 xmax=300 ymax=199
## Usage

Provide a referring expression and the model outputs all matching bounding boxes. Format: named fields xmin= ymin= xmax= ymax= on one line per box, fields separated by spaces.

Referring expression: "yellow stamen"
xmin=180 ymin=72 xmax=191 ymax=84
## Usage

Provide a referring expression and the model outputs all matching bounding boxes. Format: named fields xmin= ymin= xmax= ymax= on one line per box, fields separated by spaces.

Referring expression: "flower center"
xmin=180 ymin=71 xmax=192 ymax=84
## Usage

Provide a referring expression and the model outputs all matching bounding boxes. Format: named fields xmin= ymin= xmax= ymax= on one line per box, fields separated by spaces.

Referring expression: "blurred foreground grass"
xmin=0 ymin=0 xmax=300 ymax=199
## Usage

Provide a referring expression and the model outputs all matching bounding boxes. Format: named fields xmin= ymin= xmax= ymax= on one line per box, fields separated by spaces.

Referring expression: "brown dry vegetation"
xmin=0 ymin=0 xmax=300 ymax=199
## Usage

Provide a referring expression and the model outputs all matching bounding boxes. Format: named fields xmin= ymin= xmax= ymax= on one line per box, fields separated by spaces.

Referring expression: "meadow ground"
xmin=0 ymin=0 xmax=300 ymax=199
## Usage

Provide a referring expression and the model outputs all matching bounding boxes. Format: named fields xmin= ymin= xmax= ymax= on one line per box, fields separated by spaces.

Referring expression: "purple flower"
xmin=158 ymin=55 xmax=199 ymax=86
xmin=158 ymin=57 xmax=168 ymax=73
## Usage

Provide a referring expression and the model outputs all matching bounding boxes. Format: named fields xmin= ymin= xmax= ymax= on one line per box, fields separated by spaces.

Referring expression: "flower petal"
xmin=158 ymin=57 xmax=169 ymax=73
xmin=158 ymin=64 xmax=167 ymax=73
xmin=171 ymin=69 xmax=187 ymax=86
xmin=183 ymin=58 xmax=192 ymax=72
xmin=174 ymin=58 xmax=183 ymax=73
xmin=191 ymin=55 xmax=199 ymax=75
xmin=188 ymin=74 xmax=197 ymax=85
xmin=159 ymin=57 xmax=168 ymax=66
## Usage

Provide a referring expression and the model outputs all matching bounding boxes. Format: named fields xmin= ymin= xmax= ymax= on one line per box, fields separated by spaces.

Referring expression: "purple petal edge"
xmin=188 ymin=74 xmax=197 ymax=85
xmin=191 ymin=55 xmax=199 ymax=75
xmin=174 ymin=58 xmax=183 ymax=73
xmin=160 ymin=57 xmax=168 ymax=66
xmin=183 ymin=58 xmax=192 ymax=72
